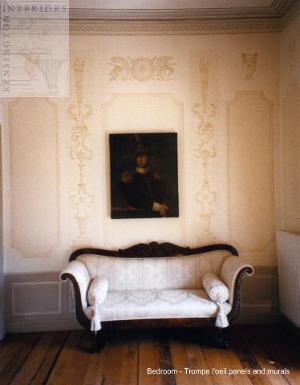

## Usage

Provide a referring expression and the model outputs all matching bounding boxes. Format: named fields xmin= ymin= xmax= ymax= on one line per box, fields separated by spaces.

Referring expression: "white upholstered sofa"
xmin=61 ymin=242 xmax=253 ymax=346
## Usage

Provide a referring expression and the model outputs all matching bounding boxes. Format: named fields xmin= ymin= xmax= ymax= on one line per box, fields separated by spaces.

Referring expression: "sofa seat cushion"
xmin=85 ymin=289 xmax=232 ymax=322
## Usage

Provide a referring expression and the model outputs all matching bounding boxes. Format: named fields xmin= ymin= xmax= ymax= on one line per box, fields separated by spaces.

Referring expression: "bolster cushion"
xmin=87 ymin=277 xmax=109 ymax=333
xmin=202 ymin=273 xmax=230 ymax=328
xmin=88 ymin=277 xmax=109 ymax=306
xmin=202 ymin=273 xmax=229 ymax=303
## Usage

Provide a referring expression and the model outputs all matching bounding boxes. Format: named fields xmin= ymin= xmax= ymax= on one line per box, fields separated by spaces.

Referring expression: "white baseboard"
xmin=6 ymin=318 xmax=81 ymax=333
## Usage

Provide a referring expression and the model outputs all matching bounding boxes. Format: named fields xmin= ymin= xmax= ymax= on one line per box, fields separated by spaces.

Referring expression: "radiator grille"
xmin=276 ymin=231 xmax=300 ymax=327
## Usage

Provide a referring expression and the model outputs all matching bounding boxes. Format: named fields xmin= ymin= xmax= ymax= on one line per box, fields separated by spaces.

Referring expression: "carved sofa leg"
xmin=211 ymin=327 xmax=230 ymax=349
xmin=89 ymin=333 xmax=108 ymax=353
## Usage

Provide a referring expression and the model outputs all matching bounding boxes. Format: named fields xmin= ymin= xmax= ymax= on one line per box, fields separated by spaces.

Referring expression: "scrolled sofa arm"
xmin=220 ymin=256 xmax=254 ymax=306
xmin=60 ymin=260 xmax=91 ymax=310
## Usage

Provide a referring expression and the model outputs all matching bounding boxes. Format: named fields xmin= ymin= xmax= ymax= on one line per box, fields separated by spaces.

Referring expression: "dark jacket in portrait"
xmin=121 ymin=170 xmax=164 ymax=218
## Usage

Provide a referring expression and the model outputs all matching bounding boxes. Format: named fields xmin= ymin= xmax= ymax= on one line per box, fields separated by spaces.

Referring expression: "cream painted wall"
xmin=2 ymin=31 xmax=280 ymax=273
xmin=278 ymin=13 xmax=300 ymax=235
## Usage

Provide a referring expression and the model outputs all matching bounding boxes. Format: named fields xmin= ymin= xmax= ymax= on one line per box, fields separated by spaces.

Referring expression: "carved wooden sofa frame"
xmin=61 ymin=242 xmax=254 ymax=350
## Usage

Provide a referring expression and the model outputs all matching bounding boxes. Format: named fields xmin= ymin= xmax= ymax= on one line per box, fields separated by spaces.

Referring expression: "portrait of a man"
xmin=109 ymin=133 xmax=179 ymax=219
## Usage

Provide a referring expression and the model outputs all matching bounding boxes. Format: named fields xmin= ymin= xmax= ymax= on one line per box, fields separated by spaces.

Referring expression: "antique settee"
xmin=60 ymin=242 xmax=254 ymax=349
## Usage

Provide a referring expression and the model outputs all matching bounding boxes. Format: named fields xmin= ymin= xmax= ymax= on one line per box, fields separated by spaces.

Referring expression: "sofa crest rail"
xmin=69 ymin=242 xmax=239 ymax=260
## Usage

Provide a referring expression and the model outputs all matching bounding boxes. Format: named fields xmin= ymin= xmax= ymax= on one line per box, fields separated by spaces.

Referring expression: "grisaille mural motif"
xmin=109 ymin=56 xmax=175 ymax=81
xmin=193 ymin=57 xmax=217 ymax=240
xmin=68 ymin=57 xmax=95 ymax=244
xmin=242 ymin=52 xmax=258 ymax=80
xmin=3 ymin=28 xmax=281 ymax=274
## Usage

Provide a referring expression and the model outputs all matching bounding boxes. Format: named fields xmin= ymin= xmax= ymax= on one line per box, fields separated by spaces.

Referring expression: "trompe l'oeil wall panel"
xmin=228 ymin=91 xmax=274 ymax=253
xmin=9 ymin=98 xmax=59 ymax=259
xmin=3 ymin=32 xmax=279 ymax=273
xmin=279 ymin=13 xmax=300 ymax=235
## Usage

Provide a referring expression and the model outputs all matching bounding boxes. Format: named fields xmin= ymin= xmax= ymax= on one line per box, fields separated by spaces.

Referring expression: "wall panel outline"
xmin=11 ymin=281 xmax=62 ymax=316
xmin=8 ymin=98 xmax=60 ymax=259
xmin=227 ymin=90 xmax=275 ymax=253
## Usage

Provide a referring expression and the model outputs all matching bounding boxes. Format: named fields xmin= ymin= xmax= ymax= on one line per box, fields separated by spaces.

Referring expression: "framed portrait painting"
xmin=109 ymin=133 xmax=179 ymax=219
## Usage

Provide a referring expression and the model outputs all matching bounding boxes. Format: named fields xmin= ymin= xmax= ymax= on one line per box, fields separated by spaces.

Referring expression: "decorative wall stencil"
xmin=68 ymin=57 xmax=95 ymax=244
xmin=228 ymin=91 xmax=274 ymax=252
xmin=242 ymin=52 xmax=258 ymax=79
xmin=192 ymin=57 xmax=217 ymax=240
xmin=288 ymin=40 xmax=296 ymax=71
xmin=109 ymin=56 xmax=174 ymax=81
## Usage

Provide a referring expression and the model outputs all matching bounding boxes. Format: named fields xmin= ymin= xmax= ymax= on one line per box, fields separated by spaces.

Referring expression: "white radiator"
xmin=276 ymin=230 xmax=300 ymax=327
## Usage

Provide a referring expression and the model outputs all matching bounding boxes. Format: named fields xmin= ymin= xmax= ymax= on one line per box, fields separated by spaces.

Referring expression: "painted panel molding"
xmin=9 ymin=98 xmax=59 ymax=258
xmin=5 ymin=273 xmax=78 ymax=333
xmin=12 ymin=282 xmax=61 ymax=315
xmin=228 ymin=91 xmax=274 ymax=252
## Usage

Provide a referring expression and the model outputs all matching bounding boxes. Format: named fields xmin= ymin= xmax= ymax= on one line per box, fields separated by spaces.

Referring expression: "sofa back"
xmin=78 ymin=251 xmax=231 ymax=290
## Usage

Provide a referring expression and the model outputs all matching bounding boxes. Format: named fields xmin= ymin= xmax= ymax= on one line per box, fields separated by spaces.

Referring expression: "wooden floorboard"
xmin=170 ymin=339 xmax=214 ymax=385
xmin=228 ymin=327 xmax=275 ymax=385
xmin=45 ymin=331 xmax=92 ymax=385
xmin=0 ymin=333 xmax=42 ymax=385
xmin=10 ymin=332 xmax=68 ymax=385
xmin=0 ymin=325 xmax=299 ymax=385
xmin=103 ymin=337 xmax=138 ymax=385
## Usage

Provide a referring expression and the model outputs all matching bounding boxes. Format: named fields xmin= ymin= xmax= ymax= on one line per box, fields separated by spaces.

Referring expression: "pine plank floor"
xmin=0 ymin=325 xmax=299 ymax=385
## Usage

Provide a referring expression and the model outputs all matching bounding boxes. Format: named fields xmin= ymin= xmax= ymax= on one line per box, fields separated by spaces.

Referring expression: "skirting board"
xmin=4 ymin=267 xmax=279 ymax=333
